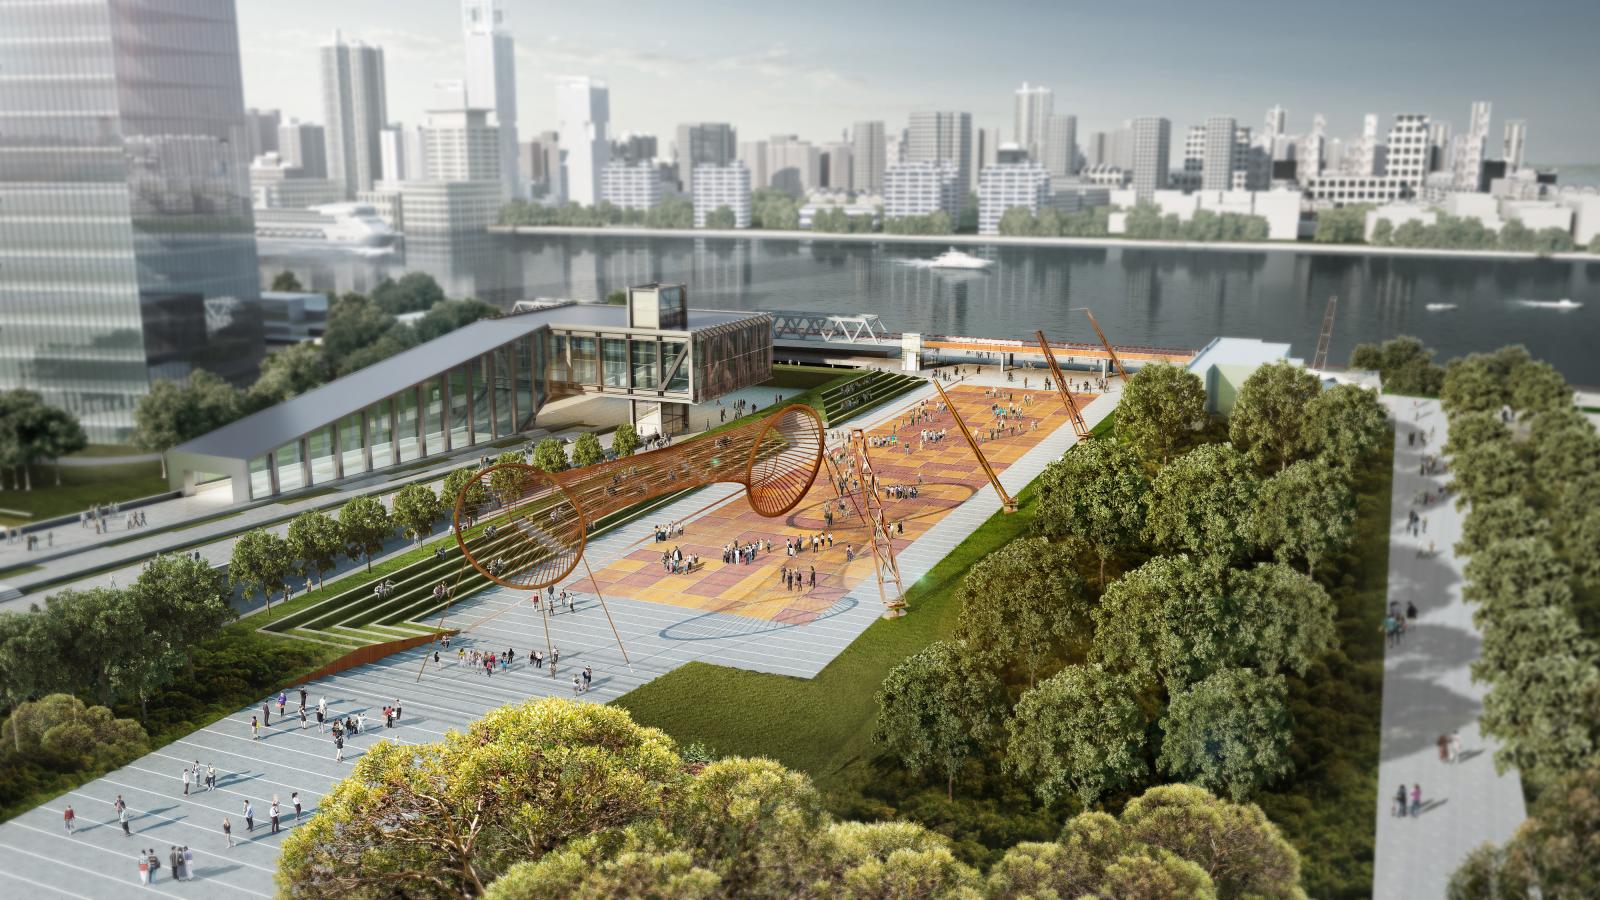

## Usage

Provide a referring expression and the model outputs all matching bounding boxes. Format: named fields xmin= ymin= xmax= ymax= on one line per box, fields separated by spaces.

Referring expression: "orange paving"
xmin=578 ymin=383 xmax=1094 ymax=623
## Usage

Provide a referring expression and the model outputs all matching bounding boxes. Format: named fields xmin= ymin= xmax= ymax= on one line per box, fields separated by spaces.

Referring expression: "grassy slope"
xmin=0 ymin=461 xmax=168 ymax=525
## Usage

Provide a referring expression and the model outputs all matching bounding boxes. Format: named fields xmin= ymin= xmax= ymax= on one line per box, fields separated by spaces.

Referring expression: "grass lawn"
xmin=0 ymin=461 xmax=168 ymax=526
xmin=66 ymin=444 xmax=149 ymax=459
xmin=0 ymin=563 xmax=41 ymax=580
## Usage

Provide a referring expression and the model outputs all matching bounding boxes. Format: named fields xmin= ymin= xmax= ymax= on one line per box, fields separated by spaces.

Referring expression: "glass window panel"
xmin=367 ymin=398 xmax=394 ymax=468
xmin=449 ymin=367 xmax=471 ymax=449
xmin=423 ymin=377 xmax=445 ymax=455
xmin=396 ymin=387 xmax=421 ymax=462
xmin=548 ymin=334 xmax=566 ymax=386
xmin=340 ymin=412 xmax=366 ymax=477
xmin=570 ymin=336 xmax=597 ymax=384
xmin=663 ymin=341 xmax=689 ymax=393
xmin=602 ymin=338 xmax=627 ymax=388
xmin=473 ymin=356 xmax=493 ymax=442
xmin=516 ymin=337 xmax=536 ymax=430
xmin=275 ymin=440 xmax=304 ymax=493
xmin=631 ymin=339 xmax=659 ymax=389
xmin=249 ymin=455 xmax=271 ymax=499
xmin=494 ymin=347 xmax=514 ymax=437
xmin=308 ymin=425 xmax=337 ymax=484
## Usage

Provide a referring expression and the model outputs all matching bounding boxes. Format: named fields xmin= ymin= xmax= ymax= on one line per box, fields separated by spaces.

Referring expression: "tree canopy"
xmin=392 ymin=483 xmax=443 ymax=543
xmin=953 ymin=537 xmax=1091 ymax=685
xmin=1301 ymin=384 xmax=1387 ymax=468
xmin=230 ymin=528 xmax=291 ymax=612
xmin=1158 ymin=668 xmax=1294 ymax=801
xmin=1228 ymin=361 xmax=1323 ymax=472
xmin=338 ymin=495 xmax=393 ymax=571
xmin=1005 ymin=664 xmax=1149 ymax=808
xmin=1034 ymin=438 xmax=1150 ymax=585
xmin=1115 ymin=363 xmax=1208 ymax=464
xmin=285 ymin=510 xmax=344 ymax=590
xmin=1249 ymin=459 xmax=1355 ymax=576
xmin=1348 ymin=336 xmax=1445 ymax=397
xmin=874 ymin=640 xmax=1005 ymax=798
xmin=1144 ymin=443 xmax=1260 ymax=564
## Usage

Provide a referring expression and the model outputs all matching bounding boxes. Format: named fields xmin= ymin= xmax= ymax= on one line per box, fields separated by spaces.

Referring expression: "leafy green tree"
xmin=372 ymin=272 xmax=445 ymax=315
xmin=1449 ymin=765 xmax=1600 ymax=900
xmin=487 ymin=848 xmax=719 ymax=900
xmin=120 ymin=553 xmax=234 ymax=716
xmin=1302 ymin=384 xmax=1387 ymax=468
xmin=1144 ymin=443 xmax=1260 ymax=563
xmin=131 ymin=372 xmax=243 ymax=477
xmin=1006 ymin=664 xmax=1149 ymax=807
xmin=1349 ymin=336 xmax=1446 ymax=397
xmin=705 ymin=205 xmax=737 ymax=229
xmin=1529 ymin=418 xmax=1600 ymax=487
xmin=953 ymin=537 xmax=1091 ymax=685
xmin=998 ymin=206 xmax=1036 ymax=236
xmin=392 ymin=483 xmax=443 ymax=544
xmin=1101 ymin=851 xmax=1217 ymax=899
xmin=532 ymin=437 xmax=569 ymax=473
xmin=338 ymin=495 xmax=392 ymax=572
xmin=1456 ymin=496 xmax=1546 ymax=559
xmin=230 ymin=528 xmax=291 ymax=613
xmin=1443 ymin=411 xmax=1511 ymax=459
xmin=249 ymin=342 xmax=331 ymax=408
xmin=1158 ymin=668 xmax=1294 ymax=801
xmin=1440 ymin=347 xmax=1530 ymax=415
xmin=1508 ymin=359 xmax=1571 ymax=414
xmin=1035 ymin=439 xmax=1151 ymax=585
xmin=1119 ymin=783 xmax=1303 ymax=899
xmin=277 ymin=700 xmax=688 ymax=898
xmin=441 ymin=466 xmax=487 ymax=510
xmin=672 ymin=757 xmax=832 ymax=896
xmin=1478 ymin=652 xmax=1600 ymax=781
xmin=1116 ymin=363 xmax=1209 ymax=465
xmin=414 ymin=299 xmax=497 ymax=342
xmin=1368 ymin=218 xmax=1393 ymax=246
xmin=1230 ymin=562 xmax=1338 ymax=678
xmin=1229 ymin=361 xmax=1323 ymax=471
xmin=1474 ymin=603 xmax=1590 ymax=691
xmin=285 ymin=510 xmax=344 ymax=590
xmin=1463 ymin=537 xmax=1573 ymax=628
xmin=874 ymin=641 xmax=1006 ymax=798
xmin=0 ymin=390 xmax=87 ymax=488
xmin=486 ymin=451 xmax=529 ymax=508
xmin=571 ymin=432 xmax=605 ymax=467
xmin=1249 ymin=459 xmax=1355 ymax=576
xmin=270 ymin=270 xmax=304 ymax=292
xmin=613 ymin=423 xmax=640 ymax=457
xmin=1 ymin=694 xmax=147 ymax=769
xmin=1568 ymin=511 xmax=1600 ymax=587
xmin=1451 ymin=440 xmax=1529 ymax=509
xmin=1312 ymin=204 xmax=1372 ymax=243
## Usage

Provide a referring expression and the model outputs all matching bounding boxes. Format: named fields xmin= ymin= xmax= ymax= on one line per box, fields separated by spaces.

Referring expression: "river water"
xmin=261 ymin=232 xmax=1600 ymax=386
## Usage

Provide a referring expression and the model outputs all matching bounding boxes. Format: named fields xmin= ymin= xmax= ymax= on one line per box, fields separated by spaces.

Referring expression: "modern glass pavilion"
xmin=167 ymin=291 xmax=772 ymax=503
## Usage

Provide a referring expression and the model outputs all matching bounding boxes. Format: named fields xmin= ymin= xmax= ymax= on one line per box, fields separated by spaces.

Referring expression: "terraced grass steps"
xmin=821 ymin=371 xmax=923 ymax=425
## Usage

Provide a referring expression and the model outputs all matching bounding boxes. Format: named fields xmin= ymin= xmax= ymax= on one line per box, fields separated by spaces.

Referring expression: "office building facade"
xmin=1202 ymin=116 xmax=1237 ymax=191
xmin=1453 ymin=101 xmax=1491 ymax=191
xmin=557 ymin=77 xmax=610 ymax=205
xmin=1503 ymin=120 xmax=1527 ymax=172
xmin=246 ymin=108 xmax=282 ymax=161
xmin=978 ymin=163 xmax=1051 ymax=234
xmin=883 ymin=161 xmax=961 ymax=221
xmin=602 ymin=162 xmax=664 ymax=211
xmin=279 ymin=120 xmax=329 ymax=179
xmin=422 ymin=108 xmax=501 ymax=183
xmin=907 ymin=111 xmax=973 ymax=206
xmin=852 ymin=121 xmax=887 ymax=193
xmin=1013 ymin=83 xmax=1054 ymax=161
xmin=1384 ymin=114 xmax=1431 ymax=195
xmin=461 ymin=0 xmax=521 ymax=198
xmin=766 ymin=136 xmax=819 ymax=196
xmin=675 ymin=123 xmax=737 ymax=194
xmin=1130 ymin=117 xmax=1171 ymax=203
xmin=1043 ymin=114 xmax=1077 ymax=178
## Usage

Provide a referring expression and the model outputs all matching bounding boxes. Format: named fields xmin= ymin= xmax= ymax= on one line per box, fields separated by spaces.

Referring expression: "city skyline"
xmin=238 ymin=0 xmax=1600 ymax=164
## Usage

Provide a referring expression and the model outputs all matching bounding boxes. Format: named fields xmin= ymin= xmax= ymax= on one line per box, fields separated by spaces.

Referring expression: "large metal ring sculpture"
xmin=453 ymin=404 xmax=824 ymax=590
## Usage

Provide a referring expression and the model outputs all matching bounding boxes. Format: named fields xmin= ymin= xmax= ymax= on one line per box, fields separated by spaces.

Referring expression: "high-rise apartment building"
xmin=1264 ymin=105 xmax=1287 ymax=140
xmin=907 ymin=111 xmax=973 ymax=207
xmin=822 ymin=143 xmax=854 ymax=192
xmin=1503 ymin=120 xmax=1527 ymax=171
xmin=1297 ymin=114 xmax=1326 ymax=182
xmin=379 ymin=125 xmax=426 ymax=182
xmin=322 ymin=32 xmax=388 ymax=197
xmin=883 ymin=161 xmax=961 ymax=222
xmin=1344 ymin=114 xmax=1379 ymax=176
xmin=1453 ymin=101 xmax=1491 ymax=191
xmin=557 ymin=76 xmax=610 ymax=205
xmin=611 ymin=133 xmax=658 ymax=165
xmin=520 ymin=131 xmax=561 ymax=195
xmin=692 ymin=163 xmax=752 ymax=228
xmin=1130 ymin=117 xmax=1171 ymax=203
xmin=1013 ymin=83 xmax=1054 ymax=161
xmin=462 ymin=0 xmax=521 ymax=198
xmin=675 ymin=123 xmax=736 ymax=193
xmin=601 ymin=163 xmax=663 ymax=211
xmin=422 ymin=109 xmax=501 ymax=183
xmin=1043 ymin=114 xmax=1078 ymax=178
xmin=1428 ymin=121 xmax=1454 ymax=173
xmin=279 ymin=120 xmax=329 ymax=178
xmin=851 ymin=121 xmax=886 ymax=193
xmin=1202 ymin=116 xmax=1237 ymax=191
xmin=246 ymin=108 xmax=282 ymax=161
xmin=766 ymin=135 xmax=819 ymax=196
xmin=978 ymin=163 xmax=1051 ymax=235
xmin=0 ymin=0 xmax=264 ymax=440
xmin=737 ymin=141 xmax=769 ymax=188
xmin=974 ymin=127 xmax=1000 ymax=190
xmin=1384 ymin=113 xmax=1431 ymax=194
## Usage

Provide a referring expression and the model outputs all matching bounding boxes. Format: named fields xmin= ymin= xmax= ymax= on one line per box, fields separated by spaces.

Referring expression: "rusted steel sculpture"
xmin=451 ymin=403 xmax=824 ymax=591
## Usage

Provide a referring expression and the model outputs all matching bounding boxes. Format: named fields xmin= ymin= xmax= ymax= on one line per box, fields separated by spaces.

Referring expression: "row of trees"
xmin=883 ymin=211 xmax=955 ymax=235
xmin=133 ymin=274 xmax=494 ymax=467
xmin=997 ymin=206 xmax=1112 ymax=238
xmin=1122 ymin=204 xmax=1272 ymax=242
xmin=279 ymin=699 xmax=1304 ymax=899
xmin=1370 ymin=213 xmax=1577 ymax=254
xmin=0 ymin=389 xmax=87 ymax=490
xmin=875 ymin=361 xmax=1387 ymax=812
xmin=496 ymin=197 xmax=697 ymax=230
xmin=1349 ymin=335 xmax=1448 ymax=396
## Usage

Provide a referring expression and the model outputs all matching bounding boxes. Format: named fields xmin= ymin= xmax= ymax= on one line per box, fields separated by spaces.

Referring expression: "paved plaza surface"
xmin=1372 ymin=397 xmax=1525 ymax=899
xmin=0 ymin=373 xmax=1109 ymax=898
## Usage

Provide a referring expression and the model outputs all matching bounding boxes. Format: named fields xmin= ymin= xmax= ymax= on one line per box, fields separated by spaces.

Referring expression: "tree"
xmin=1119 ymin=783 xmax=1303 ymax=899
xmin=414 ymin=299 xmax=497 ymax=342
xmin=1313 ymin=204 xmax=1372 ymax=244
xmin=442 ymin=466 xmax=487 ymax=510
xmin=1301 ymin=384 xmax=1387 ymax=468
xmin=874 ymin=641 xmax=1006 ymax=799
xmin=487 ymin=849 xmax=719 ymax=900
xmin=570 ymin=432 xmax=605 ymax=467
xmin=131 ymin=372 xmax=243 ymax=477
xmin=270 ymin=270 xmax=305 ymax=292
xmin=1448 ymin=765 xmax=1600 ymax=900
xmin=1368 ymin=218 xmax=1393 ymax=246
xmin=391 ymin=483 xmax=443 ymax=544
xmin=1035 ymin=439 xmax=1151 ymax=585
xmin=612 ymin=423 xmax=640 ymax=457
xmin=249 ymin=342 xmax=330 ymax=408
xmin=1569 ymin=511 xmax=1600 ymax=587
xmin=1229 ymin=361 xmax=1323 ymax=471
xmin=372 ymin=272 xmax=446 ymax=315
xmin=1249 ymin=460 xmax=1355 ymax=576
xmin=1462 ymin=537 xmax=1572 ymax=627
xmin=277 ymin=700 xmax=687 ymax=898
xmin=1456 ymin=496 xmax=1546 ymax=559
xmin=1158 ymin=668 xmax=1294 ymax=801
xmin=1440 ymin=347 xmax=1530 ymax=415
xmin=1478 ymin=652 xmax=1600 ymax=781
xmin=486 ymin=451 xmax=528 ymax=509
xmin=285 ymin=510 xmax=344 ymax=590
xmin=1443 ymin=411 xmax=1511 ymax=459
xmin=1529 ymin=419 xmax=1600 ymax=488
xmin=705 ymin=205 xmax=737 ymax=229
xmin=1451 ymin=440 xmax=1529 ymax=509
xmin=1144 ymin=443 xmax=1260 ymax=564
xmin=1508 ymin=359 xmax=1570 ymax=414
xmin=338 ymin=495 xmax=393 ymax=572
xmin=120 ymin=553 xmax=233 ymax=717
xmin=671 ymin=757 xmax=832 ymax=896
xmin=230 ymin=528 xmax=291 ymax=613
xmin=1116 ymin=363 xmax=1208 ymax=465
xmin=532 ymin=437 xmax=569 ymax=473
xmin=1349 ymin=336 xmax=1445 ymax=397
xmin=1006 ymin=664 xmax=1149 ymax=807
xmin=0 ymin=390 xmax=87 ymax=488
xmin=1 ymin=694 xmax=147 ymax=769
xmin=953 ymin=537 xmax=1091 ymax=685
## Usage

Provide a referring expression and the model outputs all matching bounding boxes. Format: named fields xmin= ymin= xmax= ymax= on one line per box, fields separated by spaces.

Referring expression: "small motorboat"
xmin=928 ymin=248 xmax=993 ymax=269
xmin=1424 ymin=303 xmax=1457 ymax=312
xmin=1516 ymin=298 xmax=1583 ymax=310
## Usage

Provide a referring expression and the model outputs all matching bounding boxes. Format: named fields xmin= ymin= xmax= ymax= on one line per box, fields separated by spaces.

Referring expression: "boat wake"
xmin=1515 ymin=298 xmax=1583 ymax=310
xmin=1424 ymin=303 xmax=1457 ymax=312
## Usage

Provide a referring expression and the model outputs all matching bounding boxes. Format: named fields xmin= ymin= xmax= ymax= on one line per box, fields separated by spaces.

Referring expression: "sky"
xmin=237 ymin=0 xmax=1600 ymax=164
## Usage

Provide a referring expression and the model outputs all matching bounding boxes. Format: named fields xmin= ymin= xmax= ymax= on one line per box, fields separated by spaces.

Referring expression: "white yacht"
xmin=1516 ymin=298 xmax=1583 ymax=310
xmin=254 ymin=202 xmax=398 ymax=250
xmin=928 ymin=247 xmax=993 ymax=269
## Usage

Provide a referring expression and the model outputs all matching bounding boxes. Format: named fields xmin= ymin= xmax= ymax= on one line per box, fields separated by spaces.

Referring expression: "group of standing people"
xmin=135 ymin=845 xmax=192 ymax=884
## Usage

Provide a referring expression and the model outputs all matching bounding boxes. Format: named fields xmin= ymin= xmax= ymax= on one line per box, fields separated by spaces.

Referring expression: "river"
xmin=261 ymin=232 xmax=1600 ymax=386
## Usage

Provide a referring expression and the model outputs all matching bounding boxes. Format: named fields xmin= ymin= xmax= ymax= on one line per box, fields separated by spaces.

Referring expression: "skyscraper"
xmin=1043 ymin=115 xmax=1078 ymax=178
xmin=766 ymin=135 xmax=819 ymax=197
xmin=907 ymin=111 xmax=973 ymax=207
xmin=1202 ymin=116 xmax=1237 ymax=191
xmin=1347 ymin=114 xmax=1379 ymax=176
xmin=462 ymin=0 xmax=520 ymax=198
xmin=675 ymin=123 xmax=737 ymax=194
xmin=1264 ymin=105 xmax=1287 ymax=139
xmin=0 ymin=0 xmax=264 ymax=441
xmin=1503 ymin=119 xmax=1527 ymax=171
xmin=822 ymin=143 xmax=854 ymax=192
xmin=1453 ymin=101 xmax=1491 ymax=191
xmin=1130 ymin=117 xmax=1171 ymax=203
xmin=322 ymin=32 xmax=388 ymax=197
xmin=245 ymin=108 xmax=282 ymax=161
xmin=279 ymin=120 xmax=328 ymax=178
xmin=1297 ymin=115 xmax=1326 ymax=182
xmin=557 ymin=77 xmax=610 ymax=205
xmin=1013 ymin=83 xmax=1054 ymax=161
xmin=851 ymin=121 xmax=886 ymax=193
xmin=1384 ymin=114 xmax=1431 ymax=194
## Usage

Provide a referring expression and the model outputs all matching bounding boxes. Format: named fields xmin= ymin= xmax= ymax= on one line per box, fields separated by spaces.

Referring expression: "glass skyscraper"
xmin=0 ymin=0 xmax=264 ymax=441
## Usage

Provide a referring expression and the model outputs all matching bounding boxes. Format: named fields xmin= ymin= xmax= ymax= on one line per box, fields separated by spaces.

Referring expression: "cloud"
xmin=515 ymin=35 xmax=858 ymax=90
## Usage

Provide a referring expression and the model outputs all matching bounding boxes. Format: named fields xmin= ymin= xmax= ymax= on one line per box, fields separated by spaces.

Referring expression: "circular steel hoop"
xmin=452 ymin=463 xmax=587 ymax=591
xmin=744 ymin=404 xmax=825 ymax=517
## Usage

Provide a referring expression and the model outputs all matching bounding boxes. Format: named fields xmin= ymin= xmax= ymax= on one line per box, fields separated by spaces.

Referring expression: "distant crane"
xmin=1311 ymin=296 xmax=1338 ymax=371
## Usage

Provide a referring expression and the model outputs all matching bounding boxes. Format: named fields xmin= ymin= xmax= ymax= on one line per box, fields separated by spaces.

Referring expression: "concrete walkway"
xmin=1372 ymin=396 xmax=1525 ymax=899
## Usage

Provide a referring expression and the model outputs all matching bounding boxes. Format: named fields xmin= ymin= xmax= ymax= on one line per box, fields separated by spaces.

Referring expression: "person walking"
xmin=1393 ymin=784 xmax=1408 ymax=817
xmin=1410 ymin=784 xmax=1423 ymax=817
xmin=244 ymin=800 xmax=254 ymax=832
xmin=64 ymin=805 xmax=75 ymax=834
xmin=182 ymin=766 xmax=190 ymax=796
xmin=270 ymin=798 xmax=281 ymax=834
xmin=251 ymin=715 xmax=260 ymax=740
xmin=292 ymin=791 xmax=301 ymax=820
xmin=223 ymin=816 xmax=233 ymax=848
xmin=335 ymin=734 xmax=345 ymax=763
xmin=120 ymin=804 xmax=131 ymax=836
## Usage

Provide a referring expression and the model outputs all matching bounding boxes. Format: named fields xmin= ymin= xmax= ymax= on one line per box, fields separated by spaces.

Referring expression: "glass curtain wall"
xmin=367 ymin=398 xmax=394 ymax=468
xmin=339 ymin=412 xmax=365 ymax=476
xmin=396 ymin=387 xmax=421 ymax=462
xmin=249 ymin=455 xmax=271 ymax=499
xmin=473 ymin=357 xmax=492 ymax=441
xmin=275 ymin=440 xmax=304 ymax=492
xmin=514 ymin=338 xmax=536 ymax=429
xmin=493 ymin=346 xmax=514 ymax=437
xmin=449 ymin=367 xmax=471 ymax=449
xmin=423 ymin=377 xmax=445 ymax=454
xmin=602 ymin=338 xmax=627 ymax=388
xmin=307 ymin=425 xmax=336 ymax=483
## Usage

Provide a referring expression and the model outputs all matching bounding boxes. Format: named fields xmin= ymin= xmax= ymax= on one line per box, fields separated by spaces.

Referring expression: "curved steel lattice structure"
xmin=453 ymin=404 xmax=824 ymax=590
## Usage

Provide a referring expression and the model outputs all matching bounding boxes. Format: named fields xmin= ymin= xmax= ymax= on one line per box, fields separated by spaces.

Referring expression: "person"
xmin=183 ymin=845 xmax=194 ymax=881
xmin=252 ymin=715 xmax=260 ymax=739
xmin=583 ymin=665 xmax=593 ymax=692
xmin=147 ymin=848 xmax=160 ymax=883
xmin=292 ymin=791 xmax=301 ymax=819
xmin=1437 ymin=734 xmax=1450 ymax=762
xmin=1449 ymin=731 xmax=1462 ymax=763
xmin=262 ymin=699 xmax=271 ymax=727
xmin=223 ymin=816 xmax=234 ymax=848
xmin=1393 ymin=785 xmax=1408 ymax=817
xmin=207 ymin=764 xmax=217 ymax=791
xmin=138 ymin=851 xmax=150 ymax=885
xmin=300 ymin=706 xmax=308 ymax=730
xmin=1406 ymin=601 xmax=1418 ymax=622
xmin=120 ymin=804 xmax=131 ymax=836
xmin=183 ymin=766 xmax=190 ymax=796
xmin=64 ymin=804 xmax=75 ymax=834
xmin=169 ymin=847 xmax=181 ymax=882
xmin=572 ymin=673 xmax=582 ymax=695
xmin=270 ymin=798 xmax=281 ymax=834
xmin=244 ymin=800 xmax=254 ymax=832
xmin=299 ymin=685 xmax=308 ymax=710
xmin=335 ymin=734 xmax=345 ymax=762
xmin=1410 ymin=784 xmax=1422 ymax=817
